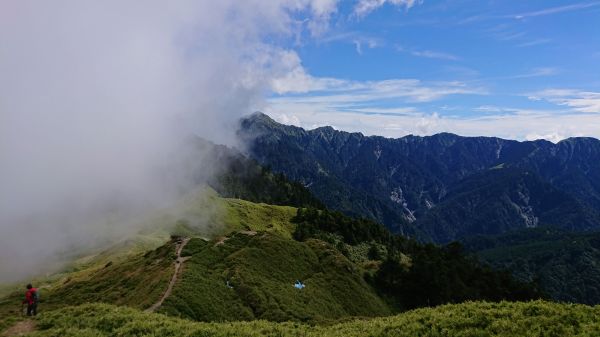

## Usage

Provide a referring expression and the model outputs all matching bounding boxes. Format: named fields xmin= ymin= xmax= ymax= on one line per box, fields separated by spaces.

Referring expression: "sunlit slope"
xmin=221 ymin=198 xmax=296 ymax=238
xmin=160 ymin=233 xmax=390 ymax=322
xmin=46 ymin=241 xmax=178 ymax=311
xmin=0 ymin=192 xmax=298 ymax=330
xmin=139 ymin=187 xmax=297 ymax=238
xmin=2 ymin=194 xmax=382 ymax=326
xmin=0 ymin=188 xmax=296 ymax=295
xmin=29 ymin=300 xmax=600 ymax=337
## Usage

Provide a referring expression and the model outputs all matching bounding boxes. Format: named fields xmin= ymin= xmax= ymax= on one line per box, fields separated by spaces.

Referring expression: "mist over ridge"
xmin=0 ymin=0 xmax=338 ymax=282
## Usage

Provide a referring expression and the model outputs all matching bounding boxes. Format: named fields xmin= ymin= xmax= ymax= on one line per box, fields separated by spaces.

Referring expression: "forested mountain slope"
xmin=239 ymin=113 xmax=600 ymax=241
xmin=462 ymin=227 xmax=600 ymax=304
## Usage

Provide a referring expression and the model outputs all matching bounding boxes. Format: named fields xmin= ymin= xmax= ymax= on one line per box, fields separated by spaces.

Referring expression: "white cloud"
xmin=511 ymin=2 xmax=600 ymax=20
xmin=354 ymin=40 xmax=364 ymax=54
xmin=263 ymin=106 xmax=600 ymax=142
xmin=319 ymin=31 xmax=384 ymax=54
xmin=396 ymin=44 xmax=460 ymax=61
xmin=353 ymin=0 xmax=421 ymax=18
xmin=411 ymin=50 xmax=460 ymax=61
xmin=353 ymin=37 xmax=381 ymax=54
xmin=271 ymin=72 xmax=485 ymax=102
xmin=0 ymin=0 xmax=339 ymax=282
xmin=525 ymin=132 xmax=572 ymax=144
xmin=266 ymin=75 xmax=600 ymax=142
xmin=304 ymin=0 xmax=340 ymax=36
xmin=475 ymin=105 xmax=505 ymax=113
xmin=480 ymin=67 xmax=559 ymax=82
xmin=511 ymin=67 xmax=559 ymax=79
xmin=270 ymin=62 xmax=351 ymax=94
xmin=273 ymin=113 xmax=302 ymax=126
xmin=528 ymin=89 xmax=600 ymax=113
xmin=517 ymin=38 xmax=552 ymax=48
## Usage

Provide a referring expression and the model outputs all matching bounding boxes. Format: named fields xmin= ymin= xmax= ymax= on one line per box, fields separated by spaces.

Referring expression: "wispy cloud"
xmin=511 ymin=2 xmax=600 ymax=20
xmin=474 ymin=105 xmax=507 ymax=113
xmin=484 ymin=24 xmax=552 ymax=48
xmin=267 ymin=74 xmax=600 ymax=142
xmin=396 ymin=45 xmax=460 ymax=61
xmin=511 ymin=67 xmax=559 ymax=79
xmin=264 ymin=106 xmax=600 ymax=142
xmin=528 ymin=89 xmax=600 ymax=113
xmin=410 ymin=50 xmax=460 ymax=61
xmin=476 ymin=67 xmax=559 ymax=83
xmin=319 ymin=31 xmax=384 ymax=54
xmin=461 ymin=2 xmax=600 ymax=26
xmin=271 ymin=72 xmax=486 ymax=102
xmin=353 ymin=38 xmax=381 ymax=54
xmin=495 ymin=31 xmax=526 ymax=42
xmin=353 ymin=0 xmax=422 ymax=19
xmin=320 ymin=31 xmax=382 ymax=44
xmin=516 ymin=38 xmax=552 ymax=48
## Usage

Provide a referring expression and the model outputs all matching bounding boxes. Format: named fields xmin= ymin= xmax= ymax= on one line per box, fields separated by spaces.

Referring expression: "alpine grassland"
xmin=0 ymin=194 xmax=544 ymax=332
xmin=24 ymin=300 xmax=600 ymax=337
xmin=159 ymin=233 xmax=391 ymax=322
xmin=43 ymin=241 xmax=176 ymax=310
xmin=0 ymin=192 xmax=298 ymax=332
xmin=221 ymin=198 xmax=297 ymax=238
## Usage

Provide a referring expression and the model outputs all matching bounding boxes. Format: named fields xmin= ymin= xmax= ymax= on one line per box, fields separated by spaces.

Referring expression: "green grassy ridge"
xmin=43 ymin=241 xmax=176 ymax=310
xmin=0 ymin=194 xmax=299 ymax=330
xmin=0 ymin=233 xmax=173 ymax=330
xmin=113 ymin=187 xmax=297 ymax=243
xmin=160 ymin=233 xmax=390 ymax=322
xmin=26 ymin=300 xmax=600 ymax=336
xmin=221 ymin=198 xmax=297 ymax=238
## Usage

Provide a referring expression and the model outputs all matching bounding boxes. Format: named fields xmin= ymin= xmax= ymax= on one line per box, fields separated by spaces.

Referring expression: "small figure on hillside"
xmin=294 ymin=280 xmax=305 ymax=289
xmin=22 ymin=284 xmax=39 ymax=316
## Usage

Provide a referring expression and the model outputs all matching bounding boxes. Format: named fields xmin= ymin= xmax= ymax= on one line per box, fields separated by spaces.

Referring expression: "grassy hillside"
xmin=0 ymin=192 xmax=298 ymax=331
xmin=24 ymin=300 xmax=600 ymax=336
xmin=2 ymin=196 xmax=543 ymax=330
xmin=0 ymin=241 xmax=176 ymax=333
xmin=0 ymin=189 xmax=545 ymax=332
xmin=160 ymin=233 xmax=390 ymax=322
xmin=136 ymin=187 xmax=297 ymax=239
xmin=221 ymin=198 xmax=296 ymax=238
xmin=44 ymin=241 xmax=176 ymax=310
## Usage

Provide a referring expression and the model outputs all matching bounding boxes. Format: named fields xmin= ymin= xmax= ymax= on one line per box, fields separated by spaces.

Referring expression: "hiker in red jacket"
xmin=22 ymin=284 xmax=38 ymax=316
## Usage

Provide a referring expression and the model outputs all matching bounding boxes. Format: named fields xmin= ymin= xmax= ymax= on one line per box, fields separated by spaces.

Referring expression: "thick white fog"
xmin=0 ymin=0 xmax=337 ymax=282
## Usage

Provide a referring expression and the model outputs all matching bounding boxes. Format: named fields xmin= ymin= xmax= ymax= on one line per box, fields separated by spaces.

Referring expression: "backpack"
xmin=30 ymin=289 xmax=39 ymax=303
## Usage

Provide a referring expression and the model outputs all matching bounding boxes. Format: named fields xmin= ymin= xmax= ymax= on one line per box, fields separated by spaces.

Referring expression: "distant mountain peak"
xmin=245 ymin=111 xmax=277 ymax=125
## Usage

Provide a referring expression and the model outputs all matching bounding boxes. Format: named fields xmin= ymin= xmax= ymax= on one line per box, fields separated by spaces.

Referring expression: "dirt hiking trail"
xmin=146 ymin=237 xmax=190 ymax=312
xmin=2 ymin=320 xmax=35 ymax=337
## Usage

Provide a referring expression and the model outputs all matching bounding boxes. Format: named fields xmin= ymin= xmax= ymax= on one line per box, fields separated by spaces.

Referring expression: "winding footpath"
xmin=146 ymin=237 xmax=191 ymax=312
xmin=2 ymin=320 xmax=35 ymax=337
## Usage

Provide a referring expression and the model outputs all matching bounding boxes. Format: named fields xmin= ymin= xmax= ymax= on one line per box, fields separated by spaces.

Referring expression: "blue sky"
xmin=265 ymin=0 xmax=600 ymax=141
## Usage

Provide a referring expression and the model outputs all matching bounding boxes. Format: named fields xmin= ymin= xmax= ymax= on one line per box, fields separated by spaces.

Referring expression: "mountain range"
xmin=239 ymin=113 xmax=600 ymax=243
xmin=3 ymin=120 xmax=600 ymax=335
